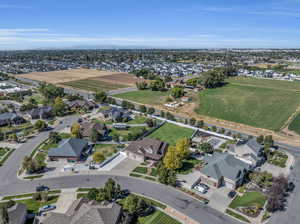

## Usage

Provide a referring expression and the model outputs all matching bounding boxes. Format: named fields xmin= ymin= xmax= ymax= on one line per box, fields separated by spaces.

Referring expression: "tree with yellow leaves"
xmin=71 ymin=122 xmax=81 ymax=138
xmin=163 ymin=146 xmax=182 ymax=170
xmin=175 ymin=138 xmax=190 ymax=160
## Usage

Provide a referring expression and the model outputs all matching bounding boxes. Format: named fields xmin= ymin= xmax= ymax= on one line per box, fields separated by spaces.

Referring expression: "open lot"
xmin=148 ymin=122 xmax=194 ymax=145
xmin=196 ymin=77 xmax=300 ymax=131
xmin=61 ymin=72 xmax=144 ymax=92
xmin=113 ymin=90 xmax=170 ymax=105
xmin=17 ymin=69 xmax=114 ymax=84
xmin=17 ymin=69 xmax=141 ymax=93
xmin=61 ymin=78 xmax=128 ymax=92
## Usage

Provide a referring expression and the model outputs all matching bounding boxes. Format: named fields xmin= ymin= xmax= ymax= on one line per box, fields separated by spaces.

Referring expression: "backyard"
xmin=94 ymin=144 xmax=118 ymax=158
xmin=113 ymin=90 xmax=170 ymax=105
xmin=110 ymin=126 xmax=148 ymax=141
xmin=196 ymin=77 xmax=300 ymax=131
xmin=148 ymin=122 xmax=194 ymax=145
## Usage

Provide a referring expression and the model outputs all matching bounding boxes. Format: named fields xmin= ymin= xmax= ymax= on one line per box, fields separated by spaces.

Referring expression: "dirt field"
xmin=17 ymin=69 xmax=133 ymax=84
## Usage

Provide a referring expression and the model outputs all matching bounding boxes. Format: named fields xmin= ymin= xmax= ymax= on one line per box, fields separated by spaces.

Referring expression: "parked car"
xmin=198 ymin=183 xmax=209 ymax=190
xmin=39 ymin=205 xmax=56 ymax=213
xmin=228 ymin=190 xmax=236 ymax=198
xmin=193 ymin=185 xmax=207 ymax=194
xmin=36 ymin=185 xmax=50 ymax=192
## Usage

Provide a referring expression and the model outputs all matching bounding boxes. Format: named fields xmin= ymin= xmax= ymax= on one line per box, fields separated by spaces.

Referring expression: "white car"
xmin=193 ymin=185 xmax=207 ymax=194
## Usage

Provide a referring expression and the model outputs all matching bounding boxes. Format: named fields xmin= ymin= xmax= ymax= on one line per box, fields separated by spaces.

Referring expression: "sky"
xmin=1 ymin=0 xmax=300 ymax=49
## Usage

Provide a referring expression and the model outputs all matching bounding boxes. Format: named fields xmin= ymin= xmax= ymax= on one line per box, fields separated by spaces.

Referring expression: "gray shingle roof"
xmin=246 ymin=139 xmax=263 ymax=154
xmin=7 ymin=203 xmax=27 ymax=224
xmin=200 ymin=152 xmax=250 ymax=181
xmin=0 ymin=112 xmax=17 ymax=120
xmin=48 ymin=138 xmax=88 ymax=158
xmin=41 ymin=199 xmax=122 ymax=224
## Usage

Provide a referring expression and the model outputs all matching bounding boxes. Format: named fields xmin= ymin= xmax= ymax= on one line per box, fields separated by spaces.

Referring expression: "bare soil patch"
xmin=17 ymin=69 xmax=129 ymax=84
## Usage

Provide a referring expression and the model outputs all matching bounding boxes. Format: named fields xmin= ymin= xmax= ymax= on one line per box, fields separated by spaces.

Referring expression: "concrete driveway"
xmin=208 ymin=187 xmax=232 ymax=213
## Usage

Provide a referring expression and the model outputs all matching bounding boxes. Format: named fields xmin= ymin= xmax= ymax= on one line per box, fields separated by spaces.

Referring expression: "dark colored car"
xmin=228 ymin=190 xmax=236 ymax=198
xmin=36 ymin=185 xmax=50 ymax=192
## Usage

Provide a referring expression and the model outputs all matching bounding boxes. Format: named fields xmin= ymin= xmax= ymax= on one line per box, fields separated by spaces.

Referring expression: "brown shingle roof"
xmin=126 ymin=138 xmax=168 ymax=160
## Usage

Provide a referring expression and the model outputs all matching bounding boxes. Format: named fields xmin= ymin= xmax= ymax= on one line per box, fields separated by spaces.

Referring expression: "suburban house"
xmin=126 ymin=138 xmax=168 ymax=162
xmin=48 ymin=138 xmax=89 ymax=162
xmin=100 ymin=107 xmax=131 ymax=122
xmin=66 ymin=100 xmax=98 ymax=111
xmin=198 ymin=152 xmax=250 ymax=189
xmin=227 ymin=139 xmax=265 ymax=167
xmin=0 ymin=112 xmax=26 ymax=126
xmin=7 ymin=203 xmax=27 ymax=224
xmin=39 ymin=198 xmax=122 ymax=224
xmin=28 ymin=106 xmax=53 ymax=120
xmin=80 ymin=121 xmax=109 ymax=140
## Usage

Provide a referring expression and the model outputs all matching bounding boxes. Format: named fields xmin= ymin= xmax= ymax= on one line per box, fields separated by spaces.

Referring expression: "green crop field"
xmin=113 ymin=90 xmax=170 ymax=105
xmin=149 ymin=122 xmax=194 ymax=145
xmin=62 ymin=78 xmax=128 ymax=92
xmin=196 ymin=77 xmax=300 ymax=131
xmin=289 ymin=113 xmax=300 ymax=134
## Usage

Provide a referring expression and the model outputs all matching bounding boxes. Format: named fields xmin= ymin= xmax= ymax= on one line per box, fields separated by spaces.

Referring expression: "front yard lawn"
xmin=138 ymin=210 xmax=181 ymax=224
xmin=148 ymin=122 xmax=194 ymax=145
xmin=17 ymin=195 xmax=59 ymax=213
xmin=229 ymin=192 xmax=267 ymax=209
xmin=132 ymin=166 xmax=148 ymax=174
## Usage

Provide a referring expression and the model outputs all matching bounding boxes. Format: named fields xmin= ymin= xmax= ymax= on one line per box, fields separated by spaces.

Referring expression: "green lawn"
xmin=229 ymin=192 xmax=267 ymax=209
xmin=127 ymin=115 xmax=148 ymax=124
xmin=110 ymin=126 xmax=147 ymax=141
xmin=225 ymin=209 xmax=250 ymax=223
xmin=62 ymin=78 xmax=128 ymax=92
xmin=0 ymin=147 xmax=9 ymax=156
xmin=113 ymin=90 xmax=170 ymax=105
xmin=0 ymin=148 xmax=15 ymax=166
xmin=177 ymin=157 xmax=203 ymax=174
xmin=139 ymin=210 xmax=181 ymax=224
xmin=94 ymin=144 xmax=118 ymax=157
xmin=148 ymin=122 xmax=194 ymax=145
xmin=17 ymin=195 xmax=59 ymax=213
xmin=289 ymin=113 xmax=300 ymax=134
xmin=196 ymin=77 xmax=300 ymax=131
xmin=132 ymin=166 xmax=148 ymax=174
